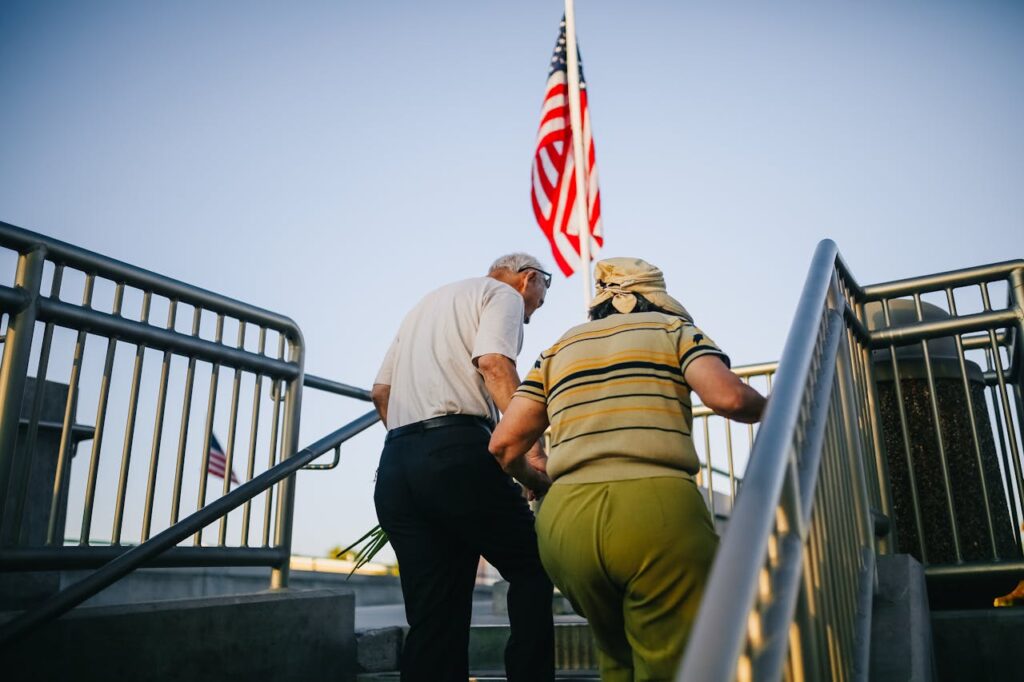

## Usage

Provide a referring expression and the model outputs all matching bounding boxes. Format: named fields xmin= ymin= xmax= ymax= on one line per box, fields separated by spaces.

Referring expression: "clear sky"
xmin=1 ymin=1 xmax=1022 ymax=561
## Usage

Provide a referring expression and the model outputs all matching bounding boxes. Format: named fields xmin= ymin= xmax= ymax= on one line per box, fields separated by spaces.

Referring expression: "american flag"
xmin=531 ymin=15 xmax=603 ymax=277
xmin=207 ymin=434 xmax=239 ymax=485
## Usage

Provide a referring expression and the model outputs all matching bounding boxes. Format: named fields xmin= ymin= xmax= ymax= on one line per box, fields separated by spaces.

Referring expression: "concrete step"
xmin=356 ymin=622 xmax=600 ymax=678
xmin=931 ymin=607 xmax=1024 ymax=682
xmin=0 ymin=589 xmax=356 ymax=681
xmin=356 ymin=673 xmax=600 ymax=681
xmin=470 ymin=622 xmax=598 ymax=672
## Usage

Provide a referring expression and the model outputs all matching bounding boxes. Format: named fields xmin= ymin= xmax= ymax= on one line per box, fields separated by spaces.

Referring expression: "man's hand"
xmin=525 ymin=442 xmax=547 ymax=475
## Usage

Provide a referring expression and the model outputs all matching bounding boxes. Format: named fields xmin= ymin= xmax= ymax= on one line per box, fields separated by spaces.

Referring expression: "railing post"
xmin=270 ymin=333 xmax=304 ymax=589
xmin=1011 ymin=268 xmax=1024 ymax=385
xmin=0 ymin=248 xmax=44 ymax=541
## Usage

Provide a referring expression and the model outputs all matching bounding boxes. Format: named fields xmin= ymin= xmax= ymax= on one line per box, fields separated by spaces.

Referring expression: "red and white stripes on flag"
xmin=531 ymin=15 xmax=603 ymax=277
xmin=207 ymin=434 xmax=239 ymax=485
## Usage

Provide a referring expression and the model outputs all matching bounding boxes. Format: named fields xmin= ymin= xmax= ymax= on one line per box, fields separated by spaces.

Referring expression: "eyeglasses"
xmin=518 ymin=266 xmax=552 ymax=288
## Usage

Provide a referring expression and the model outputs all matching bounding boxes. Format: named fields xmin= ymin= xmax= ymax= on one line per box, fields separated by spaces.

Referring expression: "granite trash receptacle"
xmin=867 ymin=300 xmax=1020 ymax=565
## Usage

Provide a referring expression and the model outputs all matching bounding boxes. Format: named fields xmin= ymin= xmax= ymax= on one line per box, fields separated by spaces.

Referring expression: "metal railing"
xmin=0 ymin=221 xmax=384 ymax=645
xmin=692 ymin=362 xmax=777 ymax=521
xmin=0 ymin=409 xmax=380 ymax=645
xmin=0 ymin=221 xmax=308 ymax=587
xmin=679 ymin=240 xmax=1023 ymax=681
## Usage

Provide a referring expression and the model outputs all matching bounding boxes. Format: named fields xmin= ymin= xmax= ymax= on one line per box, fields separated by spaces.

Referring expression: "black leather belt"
xmin=385 ymin=414 xmax=495 ymax=442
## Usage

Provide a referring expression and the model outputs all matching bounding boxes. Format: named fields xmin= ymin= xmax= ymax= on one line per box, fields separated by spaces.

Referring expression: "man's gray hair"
xmin=488 ymin=253 xmax=545 ymax=275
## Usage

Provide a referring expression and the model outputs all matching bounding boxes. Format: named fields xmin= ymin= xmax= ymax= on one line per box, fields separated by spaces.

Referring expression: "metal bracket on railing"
xmin=302 ymin=444 xmax=342 ymax=470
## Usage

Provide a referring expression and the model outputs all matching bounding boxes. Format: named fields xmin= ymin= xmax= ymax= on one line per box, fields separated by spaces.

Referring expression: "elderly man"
xmin=371 ymin=253 xmax=555 ymax=682
xmin=490 ymin=257 xmax=767 ymax=682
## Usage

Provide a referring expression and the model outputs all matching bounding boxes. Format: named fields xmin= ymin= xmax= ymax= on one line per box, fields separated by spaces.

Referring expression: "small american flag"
xmin=207 ymin=434 xmax=239 ymax=485
xmin=531 ymin=15 xmax=603 ymax=277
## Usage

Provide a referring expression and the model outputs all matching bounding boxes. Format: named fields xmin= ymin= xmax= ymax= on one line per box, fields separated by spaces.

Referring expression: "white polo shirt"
xmin=374 ymin=277 xmax=524 ymax=429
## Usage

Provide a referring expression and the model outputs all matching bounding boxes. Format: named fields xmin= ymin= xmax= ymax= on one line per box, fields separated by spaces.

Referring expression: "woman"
xmin=489 ymin=257 xmax=766 ymax=682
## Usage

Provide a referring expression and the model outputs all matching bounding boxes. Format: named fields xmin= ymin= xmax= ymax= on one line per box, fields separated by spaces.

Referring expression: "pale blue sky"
xmin=1 ymin=1 xmax=1022 ymax=560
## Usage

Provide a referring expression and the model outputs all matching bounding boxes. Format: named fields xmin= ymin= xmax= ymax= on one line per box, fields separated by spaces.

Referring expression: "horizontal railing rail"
xmin=0 ymin=409 xmax=380 ymax=646
xmin=0 ymin=222 xmax=301 ymax=334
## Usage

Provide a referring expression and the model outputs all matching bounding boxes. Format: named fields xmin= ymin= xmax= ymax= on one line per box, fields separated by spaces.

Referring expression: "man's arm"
xmin=474 ymin=353 xmax=521 ymax=413
xmin=685 ymin=355 xmax=767 ymax=424
xmin=371 ymin=383 xmax=390 ymax=425
xmin=489 ymin=396 xmax=551 ymax=496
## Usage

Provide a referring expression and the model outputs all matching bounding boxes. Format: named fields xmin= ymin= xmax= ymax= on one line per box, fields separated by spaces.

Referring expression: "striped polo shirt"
xmin=514 ymin=312 xmax=729 ymax=484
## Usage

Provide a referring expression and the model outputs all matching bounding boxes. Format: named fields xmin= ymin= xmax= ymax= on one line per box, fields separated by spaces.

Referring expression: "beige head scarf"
xmin=590 ymin=257 xmax=692 ymax=321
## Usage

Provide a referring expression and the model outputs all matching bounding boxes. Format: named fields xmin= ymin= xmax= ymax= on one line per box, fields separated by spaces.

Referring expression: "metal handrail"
xmin=679 ymin=240 xmax=1024 ymax=680
xmin=0 ymin=409 xmax=380 ymax=647
xmin=679 ymin=240 xmax=848 ymax=681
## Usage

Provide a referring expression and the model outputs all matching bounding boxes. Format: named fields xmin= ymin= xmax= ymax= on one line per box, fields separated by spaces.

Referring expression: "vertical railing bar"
xmin=218 ymin=320 xmax=246 ymax=545
xmin=813 ymin=453 xmax=839 ymax=682
xmin=838 ymin=332 xmax=872 ymax=549
xmin=725 ymin=418 xmax=737 ymax=500
xmin=703 ymin=414 xmax=716 ymax=521
xmin=823 ymin=408 xmax=850 ymax=669
xmin=262 ymin=336 xmax=285 ymax=547
xmin=832 ymin=418 xmax=854 ymax=674
xmin=0 ymin=248 xmax=44 ymax=541
xmin=912 ymin=293 xmax=962 ymax=562
xmin=142 ymin=299 xmax=177 ymax=540
xmin=860 ymin=334 xmax=894 ymax=532
xmin=193 ymin=313 xmax=224 ymax=546
xmin=11 ymin=263 xmax=63 ymax=543
xmin=882 ymin=298 xmax=929 ymax=563
xmin=981 ymin=282 xmax=1024 ymax=533
xmin=270 ymin=333 xmax=304 ymax=589
xmin=47 ymin=273 xmax=94 ymax=545
xmin=240 ymin=327 xmax=267 ymax=546
xmin=743 ymin=376 xmax=756 ymax=452
xmin=945 ymin=288 xmax=999 ymax=558
xmin=797 ymin=517 xmax=823 ymax=680
xmin=262 ymin=382 xmax=281 ymax=548
xmin=1013 ymin=382 xmax=1024 ymax=549
xmin=111 ymin=291 xmax=151 ymax=545
xmin=985 ymin=351 xmax=1022 ymax=555
xmin=836 ymin=408 xmax=857 ymax=675
xmin=170 ymin=306 xmax=202 ymax=525
xmin=840 ymin=382 xmax=869 ymax=675
xmin=80 ymin=282 xmax=125 ymax=545
xmin=849 ymin=331 xmax=882 ymax=519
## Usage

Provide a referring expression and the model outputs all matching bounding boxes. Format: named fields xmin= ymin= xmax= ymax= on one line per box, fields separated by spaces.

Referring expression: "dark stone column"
xmin=0 ymin=378 xmax=90 ymax=610
xmin=1 ymin=377 xmax=81 ymax=546
xmin=869 ymin=301 xmax=1020 ymax=564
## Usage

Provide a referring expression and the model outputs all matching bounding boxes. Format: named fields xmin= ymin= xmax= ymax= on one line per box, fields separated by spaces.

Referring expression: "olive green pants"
xmin=536 ymin=476 xmax=719 ymax=682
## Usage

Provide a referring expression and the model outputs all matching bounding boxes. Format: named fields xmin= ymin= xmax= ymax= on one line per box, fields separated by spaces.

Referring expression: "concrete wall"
xmin=1 ymin=589 xmax=356 ymax=681
xmin=58 ymin=564 xmax=403 ymax=609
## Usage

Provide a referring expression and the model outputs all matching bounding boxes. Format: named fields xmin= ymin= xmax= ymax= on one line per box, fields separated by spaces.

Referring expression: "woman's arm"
xmin=685 ymin=355 xmax=767 ymax=424
xmin=489 ymin=396 xmax=552 ymax=496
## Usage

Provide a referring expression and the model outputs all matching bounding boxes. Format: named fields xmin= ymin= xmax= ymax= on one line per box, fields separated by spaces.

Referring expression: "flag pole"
xmin=564 ymin=0 xmax=592 ymax=312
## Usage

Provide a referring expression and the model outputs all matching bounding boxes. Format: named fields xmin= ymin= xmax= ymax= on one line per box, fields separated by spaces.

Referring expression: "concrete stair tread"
xmin=356 ymin=674 xmax=600 ymax=681
xmin=357 ymin=622 xmax=600 ymax=678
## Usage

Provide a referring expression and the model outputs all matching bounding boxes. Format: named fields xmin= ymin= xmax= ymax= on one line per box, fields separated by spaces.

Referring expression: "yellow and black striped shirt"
xmin=514 ymin=312 xmax=729 ymax=484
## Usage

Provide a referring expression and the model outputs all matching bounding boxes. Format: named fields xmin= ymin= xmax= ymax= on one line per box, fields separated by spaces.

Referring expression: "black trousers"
xmin=373 ymin=421 xmax=554 ymax=682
